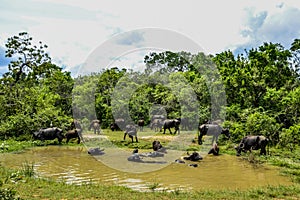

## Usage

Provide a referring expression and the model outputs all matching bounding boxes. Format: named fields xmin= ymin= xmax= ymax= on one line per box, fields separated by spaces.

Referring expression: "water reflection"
xmin=0 ymin=146 xmax=292 ymax=191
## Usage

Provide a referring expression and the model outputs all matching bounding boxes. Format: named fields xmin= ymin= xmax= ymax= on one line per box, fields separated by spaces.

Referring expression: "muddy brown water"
xmin=0 ymin=146 xmax=292 ymax=192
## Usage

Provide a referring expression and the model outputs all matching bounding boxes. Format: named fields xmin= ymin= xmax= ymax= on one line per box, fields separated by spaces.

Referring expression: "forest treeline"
xmin=1 ymin=32 xmax=300 ymax=147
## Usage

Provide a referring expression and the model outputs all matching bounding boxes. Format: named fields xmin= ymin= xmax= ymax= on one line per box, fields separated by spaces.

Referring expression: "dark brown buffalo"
xmin=162 ymin=118 xmax=181 ymax=135
xmin=70 ymin=119 xmax=82 ymax=130
xmin=110 ymin=118 xmax=125 ymax=131
xmin=152 ymin=140 xmax=167 ymax=153
xmin=183 ymin=152 xmax=203 ymax=161
xmin=33 ymin=127 xmax=64 ymax=144
xmin=208 ymin=143 xmax=220 ymax=156
xmin=65 ymin=128 xmax=82 ymax=144
xmin=137 ymin=119 xmax=145 ymax=131
xmin=235 ymin=135 xmax=269 ymax=156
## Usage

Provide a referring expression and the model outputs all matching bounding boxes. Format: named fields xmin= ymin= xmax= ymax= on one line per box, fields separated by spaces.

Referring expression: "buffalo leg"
xmin=58 ymin=136 xmax=63 ymax=144
xmin=260 ymin=148 xmax=266 ymax=155
xmin=128 ymin=135 xmax=133 ymax=143
xmin=198 ymin=135 xmax=203 ymax=145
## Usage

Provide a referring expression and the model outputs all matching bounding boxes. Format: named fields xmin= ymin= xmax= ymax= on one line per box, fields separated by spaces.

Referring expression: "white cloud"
xmin=234 ymin=1 xmax=300 ymax=54
xmin=1 ymin=0 xmax=300 ymax=75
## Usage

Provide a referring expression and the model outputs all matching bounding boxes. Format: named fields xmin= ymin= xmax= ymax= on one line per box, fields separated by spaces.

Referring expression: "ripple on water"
xmin=0 ymin=146 xmax=294 ymax=191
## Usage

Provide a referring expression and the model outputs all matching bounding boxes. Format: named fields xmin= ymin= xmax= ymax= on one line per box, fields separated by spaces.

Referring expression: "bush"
xmin=223 ymin=120 xmax=245 ymax=143
xmin=0 ymin=187 xmax=20 ymax=200
xmin=279 ymin=124 xmax=300 ymax=148
xmin=245 ymin=111 xmax=281 ymax=144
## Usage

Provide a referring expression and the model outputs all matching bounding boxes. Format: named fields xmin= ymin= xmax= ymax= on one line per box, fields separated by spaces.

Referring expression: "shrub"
xmin=279 ymin=124 xmax=300 ymax=148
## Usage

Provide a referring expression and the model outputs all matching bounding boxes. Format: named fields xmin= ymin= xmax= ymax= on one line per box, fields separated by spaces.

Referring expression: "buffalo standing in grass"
xmin=150 ymin=115 xmax=165 ymax=130
xmin=198 ymin=124 xmax=230 ymax=145
xmin=180 ymin=118 xmax=189 ymax=130
xmin=151 ymin=118 xmax=164 ymax=132
xmin=123 ymin=124 xmax=138 ymax=143
xmin=162 ymin=118 xmax=181 ymax=135
xmin=89 ymin=119 xmax=101 ymax=134
xmin=137 ymin=119 xmax=145 ymax=131
xmin=110 ymin=118 xmax=125 ymax=131
xmin=235 ymin=135 xmax=269 ymax=156
xmin=33 ymin=127 xmax=64 ymax=144
xmin=65 ymin=128 xmax=82 ymax=144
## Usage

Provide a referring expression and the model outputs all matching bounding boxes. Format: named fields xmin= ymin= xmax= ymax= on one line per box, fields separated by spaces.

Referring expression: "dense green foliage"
xmin=1 ymin=32 xmax=300 ymax=149
xmin=0 ymin=32 xmax=74 ymax=139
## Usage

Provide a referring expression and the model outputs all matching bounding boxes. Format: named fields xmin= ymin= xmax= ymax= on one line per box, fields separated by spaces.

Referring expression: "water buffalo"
xmin=150 ymin=115 xmax=165 ymax=130
xmin=65 ymin=128 xmax=82 ymax=144
xmin=137 ymin=119 xmax=145 ymax=131
xmin=184 ymin=152 xmax=203 ymax=161
xmin=208 ymin=143 xmax=220 ymax=156
xmin=162 ymin=118 xmax=181 ymax=134
xmin=127 ymin=152 xmax=143 ymax=162
xmin=110 ymin=122 xmax=118 ymax=131
xmin=235 ymin=135 xmax=269 ymax=156
xmin=151 ymin=115 xmax=166 ymax=122
xmin=150 ymin=118 xmax=164 ymax=132
xmin=198 ymin=124 xmax=230 ymax=145
xmin=33 ymin=127 xmax=64 ymax=143
xmin=110 ymin=118 xmax=125 ymax=131
xmin=89 ymin=119 xmax=100 ymax=134
xmin=88 ymin=147 xmax=105 ymax=155
xmin=180 ymin=118 xmax=189 ymax=130
xmin=152 ymin=140 xmax=167 ymax=153
xmin=175 ymin=159 xmax=185 ymax=164
xmin=70 ymin=119 xmax=81 ymax=130
xmin=123 ymin=124 xmax=138 ymax=143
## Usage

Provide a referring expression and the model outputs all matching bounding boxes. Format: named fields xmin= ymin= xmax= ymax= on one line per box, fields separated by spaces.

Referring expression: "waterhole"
xmin=0 ymin=146 xmax=292 ymax=192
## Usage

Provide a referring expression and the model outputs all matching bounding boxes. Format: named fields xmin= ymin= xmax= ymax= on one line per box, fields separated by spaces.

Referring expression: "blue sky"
xmin=1 ymin=0 xmax=300 ymax=76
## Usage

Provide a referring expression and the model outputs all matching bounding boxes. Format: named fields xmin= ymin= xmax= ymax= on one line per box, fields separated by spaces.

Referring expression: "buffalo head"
xmin=235 ymin=143 xmax=245 ymax=156
xmin=222 ymin=128 xmax=230 ymax=138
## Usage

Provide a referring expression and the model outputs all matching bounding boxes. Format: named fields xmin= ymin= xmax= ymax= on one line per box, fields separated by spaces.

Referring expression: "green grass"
xmin=84 ymin=128 xmax=196 ymax=152
xmin=0 ymin=139 xmax=41 ymax=153
xmin=1 ymin=171 xmax=300 ymax=200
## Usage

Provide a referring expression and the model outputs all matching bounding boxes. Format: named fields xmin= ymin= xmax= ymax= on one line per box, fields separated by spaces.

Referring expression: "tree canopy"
xmin=1 ymin=32 xmax=300 ymax=148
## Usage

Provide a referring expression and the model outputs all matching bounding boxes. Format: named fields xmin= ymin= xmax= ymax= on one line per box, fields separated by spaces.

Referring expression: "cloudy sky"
xmin=1 ymin=0 xmax=300 ymax=76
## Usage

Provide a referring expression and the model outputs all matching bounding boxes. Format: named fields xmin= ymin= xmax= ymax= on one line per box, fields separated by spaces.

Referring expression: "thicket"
xmin=1 ymin=32 xmax=300 ymax=148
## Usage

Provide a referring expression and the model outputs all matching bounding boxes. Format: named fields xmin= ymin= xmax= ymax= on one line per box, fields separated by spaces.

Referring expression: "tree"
xmin=290 ymin=38 xmax=300 ymax=78
xmin=4 ymin=32 xmax=51 ymax=84
xmin=144 ymin=51 xmax=194 ymax=74
xmin=214 ymin=43 xmax=295 ymax=109
xmin=0 ymin=32 xmax=73 ymax=139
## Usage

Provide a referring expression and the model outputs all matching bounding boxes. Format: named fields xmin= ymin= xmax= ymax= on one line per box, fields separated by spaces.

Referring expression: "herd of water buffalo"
xmin=32 ymin=115 xmax=269 ymax=157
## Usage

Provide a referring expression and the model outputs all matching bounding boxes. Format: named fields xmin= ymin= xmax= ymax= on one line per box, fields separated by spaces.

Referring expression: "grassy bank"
xmin=1 ymin=167 xmax=300 ymax=200
xmin=1 ymin=134 xmax=300 ymax=199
